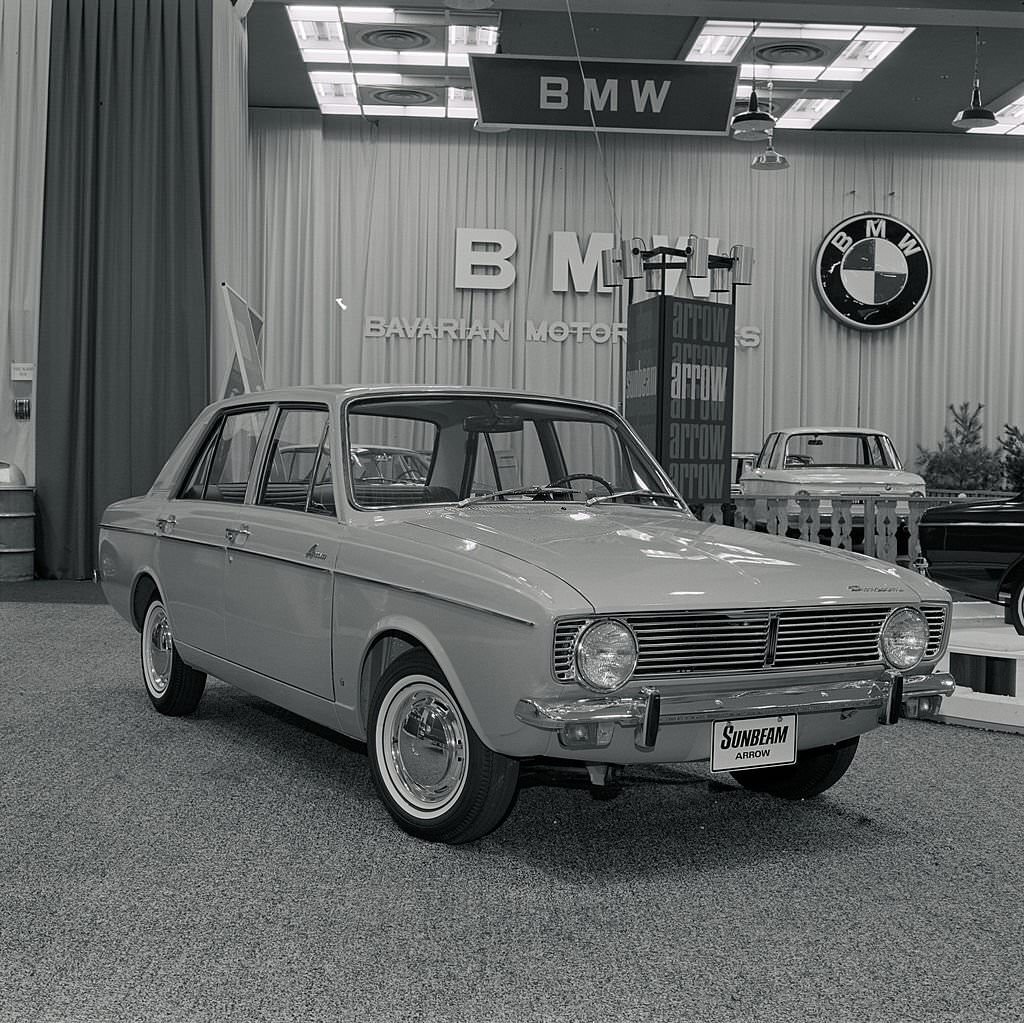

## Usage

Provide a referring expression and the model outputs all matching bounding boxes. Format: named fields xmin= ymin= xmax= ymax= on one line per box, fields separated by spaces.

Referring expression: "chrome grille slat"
xmin=553 ymin=603 xmax=949 ymax=681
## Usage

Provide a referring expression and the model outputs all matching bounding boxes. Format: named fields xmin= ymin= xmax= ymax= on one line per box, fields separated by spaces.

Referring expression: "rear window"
xmin=178 ymin=408 xmax=268 ymax=503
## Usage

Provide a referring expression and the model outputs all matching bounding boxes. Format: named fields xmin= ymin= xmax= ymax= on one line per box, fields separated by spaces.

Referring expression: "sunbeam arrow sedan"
xmin=99 ymin=386 xmax=954 ymax=843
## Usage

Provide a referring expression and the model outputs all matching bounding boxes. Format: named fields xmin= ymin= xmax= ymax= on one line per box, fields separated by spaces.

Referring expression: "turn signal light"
xmin=559 ymin=721 xmax=615 ymax=749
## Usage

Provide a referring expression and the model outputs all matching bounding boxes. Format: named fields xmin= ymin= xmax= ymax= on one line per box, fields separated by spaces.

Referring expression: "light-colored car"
xmin=730 ymin=452 xmax=757 ymax=499
xmin=98 ymin=387 xmax=954 ymax=844
xmin=738 ymin=426 xmax=926 ymax=527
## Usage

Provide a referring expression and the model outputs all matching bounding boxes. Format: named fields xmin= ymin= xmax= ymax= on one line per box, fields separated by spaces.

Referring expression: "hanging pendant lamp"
xmin=751 ymin=132 xmax=790 ymax=171
xmin=731 ymin=86 xmax=775 ymax=141
xmin=953 ymin=30 xmax=997 ymax=129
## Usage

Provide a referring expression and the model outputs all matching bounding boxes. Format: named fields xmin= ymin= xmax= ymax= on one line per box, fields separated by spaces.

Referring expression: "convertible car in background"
xmin=919 ymin=493 xmax=1024 ymax=634
xmin=99 ymin=386 xmax=954 ymax=844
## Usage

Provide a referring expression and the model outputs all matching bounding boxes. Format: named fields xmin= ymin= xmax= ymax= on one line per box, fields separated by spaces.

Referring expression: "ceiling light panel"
xmin=775 ymin=97 xmax=841 ymax=129
xmin=685 ymin=20 xmax=753 ymax=63
xmin=689 ymin=19 xmax=914 ymax=129
xmin=288 ymin=4 xmax=499 ymax=118
xmin=287 ymin=5 xmax=347 ymax=62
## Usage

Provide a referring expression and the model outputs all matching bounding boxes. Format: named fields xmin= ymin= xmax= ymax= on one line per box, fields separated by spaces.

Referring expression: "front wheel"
xmin=368 ymin=651 xmax=519 ymax=844
xmin=140 ymin=597 xmax=207 ymax=716
xmin=1008 ymin=580 xmax=1024 ymax=637
xmin=731 ymin=736 xmax=858 ymax=800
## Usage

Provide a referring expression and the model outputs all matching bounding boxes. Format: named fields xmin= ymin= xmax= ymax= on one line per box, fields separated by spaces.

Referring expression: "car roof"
xmin=772 ymin=426 xmax=890 ymax=436
xmin=209 ymin=384 xmax=615 ymax=414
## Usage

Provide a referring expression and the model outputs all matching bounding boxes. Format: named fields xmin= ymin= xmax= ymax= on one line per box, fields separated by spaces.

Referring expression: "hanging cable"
xmin=564 ymin=0 xmax=621 ymax=240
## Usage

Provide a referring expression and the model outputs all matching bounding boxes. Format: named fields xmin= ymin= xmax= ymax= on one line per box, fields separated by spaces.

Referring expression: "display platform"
xmin=926 ymin=602 xmax=1024 ymax=734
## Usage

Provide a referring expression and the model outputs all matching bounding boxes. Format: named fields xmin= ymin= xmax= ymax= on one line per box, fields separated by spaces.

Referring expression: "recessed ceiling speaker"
xmin=752 ymin=42 xmax=827 ymax=65
xmin=371 ymin=88 xmax=438 ymax=105
xmin=358 ymin=28 xmax=435 ymax=50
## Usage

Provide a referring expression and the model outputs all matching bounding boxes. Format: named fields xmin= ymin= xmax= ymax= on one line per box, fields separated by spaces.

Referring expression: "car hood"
xmin=741 ymin=469 xmax=925 ymax=495
xmin=404 ymin=506 xmax=941 ymax=612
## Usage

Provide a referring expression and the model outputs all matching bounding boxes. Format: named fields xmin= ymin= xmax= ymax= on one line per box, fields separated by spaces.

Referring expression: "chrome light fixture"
xmin=751 ymin=131 xmax=789 ymax=171
xmin=730 ymin=85 xmax=775 ymax=140
xmin=953 ymin=30 xmax=997 ymax=129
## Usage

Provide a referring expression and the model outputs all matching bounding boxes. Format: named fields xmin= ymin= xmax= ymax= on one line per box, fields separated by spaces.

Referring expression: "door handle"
xmin=225 ymin=525 xmax=251 ymax=544
xmin=156 ymin=515 xmax=176 ymax=534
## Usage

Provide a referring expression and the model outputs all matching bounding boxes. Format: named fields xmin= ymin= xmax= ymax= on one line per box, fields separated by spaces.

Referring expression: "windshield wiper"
xmin=456 ymin=486 xmax=548 ymax=507
xmin=585 ymin=489 xmax=683 ymax=507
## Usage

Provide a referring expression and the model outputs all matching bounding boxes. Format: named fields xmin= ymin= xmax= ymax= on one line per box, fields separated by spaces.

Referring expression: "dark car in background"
xmin=918 ymin=493 xmax=1024 ymax=634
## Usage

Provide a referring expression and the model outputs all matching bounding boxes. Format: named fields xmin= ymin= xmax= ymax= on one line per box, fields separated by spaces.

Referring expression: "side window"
xmin=258 ymin=407 xmax=333 ymax=515
xmin=203 ymin=409 xmax=268 ymax=503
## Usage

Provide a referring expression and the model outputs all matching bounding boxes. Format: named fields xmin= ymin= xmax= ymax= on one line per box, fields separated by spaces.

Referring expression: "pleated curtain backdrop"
xmin=36 ymin=0 xmax=213 ymax=578
xmin=248 ymin=113 xmax=1024 ymax=462
xmin=210 ymin=0 xmax=249 ymax=393
xmin=0 ymin=0 xmax=50 ymax=485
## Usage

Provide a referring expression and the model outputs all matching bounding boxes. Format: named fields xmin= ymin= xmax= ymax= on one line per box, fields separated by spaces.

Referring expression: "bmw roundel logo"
xmin=813 ymin=213 xmax=932 ymax=331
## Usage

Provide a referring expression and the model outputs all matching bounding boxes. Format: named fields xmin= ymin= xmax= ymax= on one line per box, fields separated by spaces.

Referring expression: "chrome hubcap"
xmin=144 ymin=604 xmax=173 ymax=697
xmin=379 ymin=678 xmax=468 ymax=817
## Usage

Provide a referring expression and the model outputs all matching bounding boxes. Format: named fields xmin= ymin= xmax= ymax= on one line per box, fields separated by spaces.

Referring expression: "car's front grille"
xmin=553 ymin=603 xmax=949 ymax=682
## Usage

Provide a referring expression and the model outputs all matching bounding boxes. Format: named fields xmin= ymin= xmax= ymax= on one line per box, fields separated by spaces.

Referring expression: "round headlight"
xmin=879 ymin=607 xmax=929 ymax=670
xmin=575 ymin=619 xmax=638 ymax=692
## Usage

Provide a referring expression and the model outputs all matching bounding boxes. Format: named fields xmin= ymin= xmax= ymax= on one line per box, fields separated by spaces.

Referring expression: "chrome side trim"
xmin=156 ymin=534 xmax=224 ymax=552
xmin=931 ymin=521 xmax=1024 ymax=528
xmin=228 ymin=545 xmax=332 ymax=574
xmin=331 ymin=569 xmax=537 ymax=627
xmin=99 ymin=524 xmax=151 ymax=537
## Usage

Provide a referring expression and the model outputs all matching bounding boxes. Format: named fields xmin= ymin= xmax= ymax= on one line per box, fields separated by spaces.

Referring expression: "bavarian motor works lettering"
xmin=363 ymin=315 xmax=762 ymax=348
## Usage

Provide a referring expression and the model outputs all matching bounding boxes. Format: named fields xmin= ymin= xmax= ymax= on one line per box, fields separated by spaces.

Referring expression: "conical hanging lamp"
xmin=731 ymin=84 xmax=775 ymax=141
xmin=953 ymin=30 xmax=997 ymax=129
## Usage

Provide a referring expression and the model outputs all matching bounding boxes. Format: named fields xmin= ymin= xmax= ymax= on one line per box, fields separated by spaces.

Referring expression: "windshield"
xmin=345 ymin=395 xmax=686 ymax=512
xmin=782 ymin=432 xmax=900 ymax=470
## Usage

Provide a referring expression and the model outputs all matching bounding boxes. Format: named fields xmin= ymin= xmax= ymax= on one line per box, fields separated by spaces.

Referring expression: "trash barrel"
xmin=0 ymin=474 xmax=34 ymax=581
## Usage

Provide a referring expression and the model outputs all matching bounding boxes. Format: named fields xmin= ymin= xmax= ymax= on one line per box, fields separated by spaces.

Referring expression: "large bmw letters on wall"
xmin=814 ymin=214 xmax=931 ymax=331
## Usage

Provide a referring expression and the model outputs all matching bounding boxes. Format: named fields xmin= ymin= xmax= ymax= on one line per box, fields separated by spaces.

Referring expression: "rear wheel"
xmin=140 ymin=597 xmax=207 ymax=716
xmin=731 ymin=736 xmax=858 ymax=800
xmin=368 ymin=651 xmax=519 ymax=843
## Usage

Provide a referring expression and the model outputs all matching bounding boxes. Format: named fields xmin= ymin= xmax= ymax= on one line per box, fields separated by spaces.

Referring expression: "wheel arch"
xmin=999 ymin=554 xmax=1024 ymax=601
xmin=357 ymin=618 xmax=481 ymax=738
xmin=130 ymin=571 xmax=161 ymax=631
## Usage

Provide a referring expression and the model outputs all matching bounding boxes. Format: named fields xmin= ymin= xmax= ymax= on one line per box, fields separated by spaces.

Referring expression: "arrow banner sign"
xmin=470 ymin=55 xmax=738 ymax=134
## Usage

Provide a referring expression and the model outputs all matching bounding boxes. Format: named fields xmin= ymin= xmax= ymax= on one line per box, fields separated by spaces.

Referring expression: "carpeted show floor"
xmin=1 ymin=585 xmax=1023 ymax=1023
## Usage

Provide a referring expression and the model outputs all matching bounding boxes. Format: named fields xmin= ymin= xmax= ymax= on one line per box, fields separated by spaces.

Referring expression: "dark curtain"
xmin=36 ymin=0 xmax=212 ymax=578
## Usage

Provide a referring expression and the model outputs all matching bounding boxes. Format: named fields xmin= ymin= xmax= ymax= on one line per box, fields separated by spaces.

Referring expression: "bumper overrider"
xmin=514 ymin=670 xmax=956 ymax=753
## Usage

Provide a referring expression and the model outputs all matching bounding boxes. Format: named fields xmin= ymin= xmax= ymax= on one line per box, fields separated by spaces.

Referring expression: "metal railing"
xmin=693 ymin=491 xmax=1009 ymax=568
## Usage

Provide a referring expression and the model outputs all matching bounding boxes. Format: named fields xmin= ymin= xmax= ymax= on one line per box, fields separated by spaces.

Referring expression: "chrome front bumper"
xmin=514 ymin=671 xmax=956 ymax=752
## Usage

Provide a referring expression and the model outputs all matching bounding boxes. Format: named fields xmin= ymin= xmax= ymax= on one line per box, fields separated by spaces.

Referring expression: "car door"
xmin=937 ymin=499 xmax=1024 ymax=600
xmin=222 ymin=404 xmax=340 ymax=700
xmin=156 ymin=406 xmax=270 ymax=657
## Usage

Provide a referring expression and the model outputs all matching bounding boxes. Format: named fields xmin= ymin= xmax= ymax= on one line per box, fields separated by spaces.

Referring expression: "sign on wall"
xmin=470 ymin=55 xmax=739 ymax=134
xmin=813 ymin=214 xmax=932 ymax=331
xmin=625 ymin=296 xmax=735 ymax=504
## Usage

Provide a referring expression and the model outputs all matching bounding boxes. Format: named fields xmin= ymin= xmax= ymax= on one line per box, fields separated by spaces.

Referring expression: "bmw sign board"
xmin=814 ymin=214 xmax=931 ymax=331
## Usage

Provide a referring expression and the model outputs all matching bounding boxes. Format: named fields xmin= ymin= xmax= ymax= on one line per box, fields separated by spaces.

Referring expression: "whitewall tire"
xmin=367 ymin=651 xmax=519 ymax=843
xmin=140 ymin=597 xmax=206 ymax=716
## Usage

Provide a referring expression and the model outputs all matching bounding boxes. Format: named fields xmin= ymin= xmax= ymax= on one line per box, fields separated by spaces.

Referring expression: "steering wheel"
xmin=544 ymin=473 xmax=615 ymax=497
xmin=395 ymin=469 xmax=425 ymax=483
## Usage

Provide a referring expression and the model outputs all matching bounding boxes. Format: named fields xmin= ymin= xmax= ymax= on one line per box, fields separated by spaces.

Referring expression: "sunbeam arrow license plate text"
xmin=711 ymin=715 xmax=798 ymax=773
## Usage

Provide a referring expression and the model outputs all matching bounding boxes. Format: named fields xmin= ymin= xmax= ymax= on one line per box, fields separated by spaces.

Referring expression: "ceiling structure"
xmin=248 ymin=0 xmax=1024 ymax=135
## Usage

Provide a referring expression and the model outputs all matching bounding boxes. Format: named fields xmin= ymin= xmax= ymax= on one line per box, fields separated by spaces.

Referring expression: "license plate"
xmin=710 ymin=714 xmax=798 ymax=773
